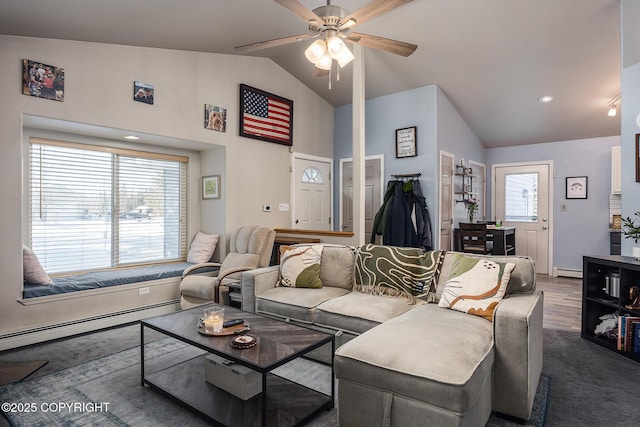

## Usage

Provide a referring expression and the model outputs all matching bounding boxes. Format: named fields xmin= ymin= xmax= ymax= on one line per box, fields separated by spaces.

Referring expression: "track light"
xmin=607 ymin=94 xmax=621 ymax=117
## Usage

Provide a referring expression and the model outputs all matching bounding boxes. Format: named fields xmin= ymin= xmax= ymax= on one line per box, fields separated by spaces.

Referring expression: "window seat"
xmin=23 ymin=262 xmax=219 ymax=299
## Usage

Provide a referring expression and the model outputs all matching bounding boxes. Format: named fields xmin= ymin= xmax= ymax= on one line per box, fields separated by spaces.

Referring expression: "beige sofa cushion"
xmin=335 ymin=304 xmax=494 ymax=413
xmin=255 ymin=286 xmax=349 ymax=323
xmin=314 ymin=292 xmax=417 ymax=334
xmin=319 ymin=245 xmax=356 ymax=289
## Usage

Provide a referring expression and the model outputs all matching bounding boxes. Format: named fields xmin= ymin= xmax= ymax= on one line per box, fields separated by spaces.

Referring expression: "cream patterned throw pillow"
xmin=438 ymin=253 xmax=515 ymax=321
xmin=279 ymin=245 xmax=324 ymax=288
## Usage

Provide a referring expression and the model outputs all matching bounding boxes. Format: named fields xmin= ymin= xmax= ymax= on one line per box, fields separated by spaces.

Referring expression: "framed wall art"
xmin=636 ymin=134 xmax=640 ymax=182
xmin=202 ymin=175 xmax=221 ymax=200
xmin=239 ymin=84 xmax=293 ymax=146
xmin=205 ymin=104 xmax=227 ymax=132
xmin=396 ymin=126 xmax=417 ymax=158
xmin=133 ymin=81 xmax=154 ymax=105
xmin=566 ymin=176 xmax=588 ymax=199
xmin=22 ymin=59 xmax=65 ymax=101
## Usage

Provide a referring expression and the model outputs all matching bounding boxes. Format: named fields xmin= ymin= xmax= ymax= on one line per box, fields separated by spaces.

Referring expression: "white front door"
xmin=493 ymin=162 xmax=552 ymax=274
xmin=439 ymin=151 xmax=454 ymax=251
xmin=293 ymin=156 xmax=332 ymax=230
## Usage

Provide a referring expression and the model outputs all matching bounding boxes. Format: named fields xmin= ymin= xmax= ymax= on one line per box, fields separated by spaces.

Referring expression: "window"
xmin=29 ymin=138 xmax=187 ymax=274
xmin=504 ymin=173 xmax=538 ymax=222
xmin=301 ymin=166 xmax=324 ymax=184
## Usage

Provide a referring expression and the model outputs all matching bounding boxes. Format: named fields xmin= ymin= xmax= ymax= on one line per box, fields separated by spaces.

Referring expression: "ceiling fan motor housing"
xmin=311 ymin=5 xmax=350 ymax=31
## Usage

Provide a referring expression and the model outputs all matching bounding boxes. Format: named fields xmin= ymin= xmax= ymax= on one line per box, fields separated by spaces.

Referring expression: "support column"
xmin=352 ymin=45 xmax=366 ymax=246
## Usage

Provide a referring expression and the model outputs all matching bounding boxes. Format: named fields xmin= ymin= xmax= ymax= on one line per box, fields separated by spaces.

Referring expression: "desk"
xmin=454 ymin=226 xmax=516 ymax=255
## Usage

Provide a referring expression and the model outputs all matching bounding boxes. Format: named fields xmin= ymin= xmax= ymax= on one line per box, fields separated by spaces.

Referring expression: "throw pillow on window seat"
xmin=437 ymin=252 xmax=515 ymax=321
xmin=187 ymin=232 xmax=219 ymax=264
xmin=278 ymin=245 xmax=324 ymax=288
xmin=23 ymin=245 xmax=53 ymax=285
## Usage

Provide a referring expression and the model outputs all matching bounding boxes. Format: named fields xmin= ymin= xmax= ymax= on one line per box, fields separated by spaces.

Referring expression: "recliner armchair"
xmin=180 ymin=225 xmax=275 ymax=309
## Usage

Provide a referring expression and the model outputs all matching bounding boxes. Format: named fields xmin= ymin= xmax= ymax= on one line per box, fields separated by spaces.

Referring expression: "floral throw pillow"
xmin=438 ymin=253 xmax=515 ymax=321
xmin=279 ymin=245 xmax=324 ymax=288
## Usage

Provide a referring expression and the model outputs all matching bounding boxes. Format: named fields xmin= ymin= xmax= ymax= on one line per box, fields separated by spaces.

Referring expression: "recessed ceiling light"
xmin=123 ymin=135 xmax=140 ymax=140
xmin=538 ymin=95 xmax=554 ymax=103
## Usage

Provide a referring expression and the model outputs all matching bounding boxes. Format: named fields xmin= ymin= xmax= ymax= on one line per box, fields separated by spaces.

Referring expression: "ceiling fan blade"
xmin=235 ymin=34 xmax=315 ymax=53
xmin=347 ymin=32 xmax=417 ymax=57
xmin=274 ymin=0 xmax=323 ymax=24
xmin=340 ymin=0 xmax=413 ymax=28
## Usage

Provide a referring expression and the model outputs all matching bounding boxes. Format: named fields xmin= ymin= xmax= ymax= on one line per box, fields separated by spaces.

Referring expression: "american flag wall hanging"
xmin=239 ymin=84 xmax=293 ymax=146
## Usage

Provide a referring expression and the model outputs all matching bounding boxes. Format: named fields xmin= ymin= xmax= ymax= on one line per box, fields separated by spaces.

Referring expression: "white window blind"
xmin=29 ymin=138 xmax=188 ymax=274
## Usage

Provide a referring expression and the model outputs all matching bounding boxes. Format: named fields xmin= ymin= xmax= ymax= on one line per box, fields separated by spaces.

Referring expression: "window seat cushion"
xmin=23 ymin=262 xmax=219 ymax=298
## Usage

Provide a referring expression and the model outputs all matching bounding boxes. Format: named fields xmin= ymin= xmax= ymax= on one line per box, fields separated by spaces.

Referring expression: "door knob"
xmin=542 ymin=218 xmax=548 ymax=222
xmin=295 ymin=219 xmax=299 ymax=224
xmin=542 ymin=225 xmax=548 ymax=230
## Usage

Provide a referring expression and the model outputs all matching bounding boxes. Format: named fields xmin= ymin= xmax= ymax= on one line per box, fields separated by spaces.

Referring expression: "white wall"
xmin=0 ymin=35 xmax=334 ymax=341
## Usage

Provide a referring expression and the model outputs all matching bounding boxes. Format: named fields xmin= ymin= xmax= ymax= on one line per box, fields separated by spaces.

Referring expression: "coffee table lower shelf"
xmin=143 ymin=354 xmax=332 ymax=427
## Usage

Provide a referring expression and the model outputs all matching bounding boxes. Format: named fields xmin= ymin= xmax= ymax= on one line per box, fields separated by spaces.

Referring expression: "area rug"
xmin=0 ymin=338 xmax=549 ymax=426
xmin=0 ymin=361 xmax=48 ymax=387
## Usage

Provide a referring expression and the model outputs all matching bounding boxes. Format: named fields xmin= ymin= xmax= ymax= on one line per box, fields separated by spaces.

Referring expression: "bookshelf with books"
xmin=582 ymin=255 xmax=640 ymax=362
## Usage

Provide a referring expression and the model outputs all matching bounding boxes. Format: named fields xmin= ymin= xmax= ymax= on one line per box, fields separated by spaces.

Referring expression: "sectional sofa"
xmin=240 ymin=243 xmax=543 ymax=426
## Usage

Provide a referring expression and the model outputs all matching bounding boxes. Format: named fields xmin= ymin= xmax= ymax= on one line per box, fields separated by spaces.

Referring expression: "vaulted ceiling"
xmin=0 ymin=0 xmax=621 ymax=147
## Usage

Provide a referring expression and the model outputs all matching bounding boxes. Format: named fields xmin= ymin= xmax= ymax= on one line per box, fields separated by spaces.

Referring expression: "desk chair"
xmin=459 ymin=223 xmax=492 ymax=254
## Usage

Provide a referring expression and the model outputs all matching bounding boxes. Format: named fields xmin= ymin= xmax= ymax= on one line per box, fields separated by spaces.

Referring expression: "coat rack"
xmin=391 ymin=173 xmax=421 ymax=180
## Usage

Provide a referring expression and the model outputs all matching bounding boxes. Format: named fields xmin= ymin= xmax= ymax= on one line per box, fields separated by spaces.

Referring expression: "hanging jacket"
xmin=370 ymin=180 xmax=396 ymax=243
xmin=409 ymin=180 xmax=434 ymax=251
xmin=383 ymin=181 xmax=418 ymax=247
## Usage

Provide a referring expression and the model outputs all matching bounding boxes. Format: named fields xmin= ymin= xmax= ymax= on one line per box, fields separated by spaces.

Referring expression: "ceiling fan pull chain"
xmin=336 ymin=63 xmax=340 ymax=81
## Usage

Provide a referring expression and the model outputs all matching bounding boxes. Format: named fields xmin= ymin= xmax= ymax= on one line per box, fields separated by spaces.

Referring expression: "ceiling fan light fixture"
xmin=335 ymin=45 xmax=354 ymax=67
xmin=304 ymin=39 xmax=327 ymax=64
xmin=316 ymin=52 xmax=333 ymax=70
xmin=608 ymin=104 xmax=617 ymax=117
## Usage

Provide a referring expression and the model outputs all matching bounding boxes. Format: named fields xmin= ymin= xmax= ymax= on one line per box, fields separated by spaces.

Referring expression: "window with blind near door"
xmin=29 ymin=138 xmax=188 ymax=274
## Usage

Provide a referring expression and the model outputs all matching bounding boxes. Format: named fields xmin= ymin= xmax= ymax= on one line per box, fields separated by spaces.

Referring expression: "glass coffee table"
xmin=140 ymin=303 xmax=334 ymax=427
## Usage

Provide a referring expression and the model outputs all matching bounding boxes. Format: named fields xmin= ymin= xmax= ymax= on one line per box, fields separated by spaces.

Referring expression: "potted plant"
xmin=465 ymin=198 xmax=478 ymax=223
xmin=622 ymin=211 xmax=640 ymax=260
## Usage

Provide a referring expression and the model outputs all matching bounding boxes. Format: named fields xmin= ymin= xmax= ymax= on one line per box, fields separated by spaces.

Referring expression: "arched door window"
xmin=301 ymin=166 xmax=324 ymax=184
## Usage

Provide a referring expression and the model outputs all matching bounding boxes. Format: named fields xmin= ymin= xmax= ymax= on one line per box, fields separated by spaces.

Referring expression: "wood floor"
xmin=535 ymin=274 xmax=582 ymax=331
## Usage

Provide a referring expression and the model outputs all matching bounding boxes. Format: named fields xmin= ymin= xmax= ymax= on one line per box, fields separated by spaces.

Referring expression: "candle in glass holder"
xmin=203 ymin=307 xmax=224 ymax=333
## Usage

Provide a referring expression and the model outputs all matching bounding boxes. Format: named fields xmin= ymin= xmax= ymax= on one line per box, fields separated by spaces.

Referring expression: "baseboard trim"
xmin=552 ymin=267 xmax=583 ymax=279
xmin=0 ymin=301 xmax=179 ymax=351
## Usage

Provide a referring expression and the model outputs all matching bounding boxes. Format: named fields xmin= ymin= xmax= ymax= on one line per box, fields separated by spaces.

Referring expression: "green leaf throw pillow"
xmin=353 ymin=244 xmax=445 ymax=303
xmin=279 ymin=245 xmax=324 ymax=288
xmin=438 ymin=253 xmax=515 ymax=321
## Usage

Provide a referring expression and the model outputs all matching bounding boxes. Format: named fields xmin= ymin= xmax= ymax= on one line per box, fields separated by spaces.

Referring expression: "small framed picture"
xmin=566 ymin=176 xmax=588 ymax=199
xmin=133 ymin=81 xmax=154 ymax=105
xmin=22 ymin=59 xmax=65 ymax=101
xmin=205 ymin=104 xmax=227 ymax=132
xmin=396 ymin=126 xmax=417 ymax=158
xmin=202 ymin=175 xmax=221 ymax=199
xmin=635 ymin=134 xmax=640 ymax=182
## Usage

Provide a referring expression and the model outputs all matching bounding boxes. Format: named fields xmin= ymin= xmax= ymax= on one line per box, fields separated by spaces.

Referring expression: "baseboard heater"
xmin=552 ymin=267 xmax=583 ymax=279
xmin=0 ymin=300 xmax=179 ymax=351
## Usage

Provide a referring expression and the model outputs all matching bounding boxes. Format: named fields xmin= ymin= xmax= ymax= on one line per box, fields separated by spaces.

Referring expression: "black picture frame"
xmin=566 ymin=176 xmax=588 ymax=199
xmin=239 ymin=84 xmax=293 ymax=146
xmin=396 ymin=126 xmax=417 ymax=158
xmin=636 ymin=134 xmax=640 ymax=183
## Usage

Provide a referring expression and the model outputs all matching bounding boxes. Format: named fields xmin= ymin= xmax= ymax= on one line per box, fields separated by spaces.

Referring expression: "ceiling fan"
xmin=235 ymin=0 xmax=417 ymax=86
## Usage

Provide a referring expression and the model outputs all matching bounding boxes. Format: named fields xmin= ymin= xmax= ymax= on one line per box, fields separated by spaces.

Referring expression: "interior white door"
xmin=493 ymin=163 xmax=551 ymax=274
xmin=293 ymin=157 xmax=332 ymax=230
xmin=439 ymin=151 xmax=454 ymax=251
xmin=341 ymin=157 xmax=383 ymax=243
